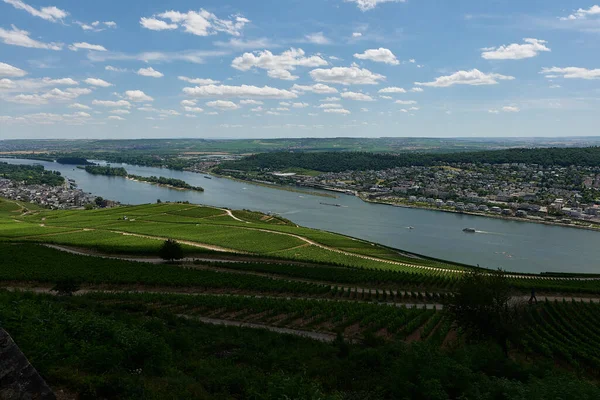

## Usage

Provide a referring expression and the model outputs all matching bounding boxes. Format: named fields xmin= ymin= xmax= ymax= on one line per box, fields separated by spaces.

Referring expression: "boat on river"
xmin=204 ymin=176 xmax=212 ymax=179
xmin=463 ymin=228 xmax=476 ymax=233
xmin=320 ymin=202 xmax=342 ymax=207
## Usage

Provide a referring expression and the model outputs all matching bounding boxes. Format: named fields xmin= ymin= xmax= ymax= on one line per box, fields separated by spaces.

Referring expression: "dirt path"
xmin=178 ymin=315 xmax=337 ymax=342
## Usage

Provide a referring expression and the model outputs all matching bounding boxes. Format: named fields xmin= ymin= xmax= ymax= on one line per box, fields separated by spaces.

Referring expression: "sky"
xmin=0 ymin=0 xmax=599 ymax=140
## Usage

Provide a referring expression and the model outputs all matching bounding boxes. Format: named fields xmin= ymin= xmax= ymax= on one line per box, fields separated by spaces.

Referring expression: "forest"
xmin=219 ymin=147 xmax=600 ymax=173
xmin=0 ymin=163 xmax=64 ymax=186
xmin=128 ymin=175 xmax=204 ymax=191
xmin=83 ymin=165 xmax=128 ymax=176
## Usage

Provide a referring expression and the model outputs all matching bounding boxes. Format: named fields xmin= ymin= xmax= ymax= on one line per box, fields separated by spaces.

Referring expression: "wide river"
xmin=3 ymin=158 xmax=599 ymax=274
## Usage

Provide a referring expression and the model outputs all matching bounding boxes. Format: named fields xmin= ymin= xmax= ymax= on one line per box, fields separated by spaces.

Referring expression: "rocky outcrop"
xmin=0 ymin=328 xmax=56 ymax=400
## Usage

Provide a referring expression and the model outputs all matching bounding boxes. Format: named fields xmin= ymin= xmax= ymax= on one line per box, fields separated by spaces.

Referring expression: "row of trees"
xmin=219 ymin=147 xmax=600 ymax=173
xmin=0 ymin=163 xmax=64 ymax=186
xmin=83 ymin=165 xmax=128 ymax=176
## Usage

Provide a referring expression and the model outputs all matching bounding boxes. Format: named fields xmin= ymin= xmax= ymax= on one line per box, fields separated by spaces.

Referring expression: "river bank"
xmin=360 ymin=195 xmax=600 ymax=233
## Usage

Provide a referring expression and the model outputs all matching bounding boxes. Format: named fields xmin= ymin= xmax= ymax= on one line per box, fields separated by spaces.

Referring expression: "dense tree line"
xmin=84 ymin=165 xmax=128 ymax=176
xmin=0 ymin=163 xmax=64 ymax=186
xmin=128 ymin=175 xmax=204 ymax=191
xmin=219 ymin=147 xmax=600 ymax=173
xmin=56 ymin=157 xmax=92 ymax=165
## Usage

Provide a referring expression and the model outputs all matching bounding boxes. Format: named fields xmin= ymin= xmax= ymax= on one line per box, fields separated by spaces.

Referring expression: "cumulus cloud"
xmin=75 ymin=20 xmax=118 ymax=31
xmin=108 ymin=115 xmax=125 ymax=120
xmin=214 ymin=37 xmax=274 ymax=50
xmin=68 ymin=103 xmax=91 ymax=110
xmin=1 ymin=112 xmax=92 ymax=126
xmin=345 ymin=0 xmax=406 ymax=12
xmin=481 ymin=38 xmax=550 ymax=60
xmin=310 ymin=65 xmax=385 ymax=85
xmin=415 ymin=69 xmax=515 ymax=87
xmin=378 ymin=86 xmax=405 ymax=93
xmin=352 ymin=32 xmax=363 ymax=38
xmin=291 ymin=83 xmax=339 ymax=94
xmin=140 ymin=9 xmax=249 ymax=36
xmin=124 ymin=90 xmax=153 ymax=102
xmin=87 ymin=49 xmax=228 ymax=64
xmin=292 ymin=102 xmax=309 ymax=108
xmin=206 ymin=100 xmax=239 ymax=110
xmin=379 ymin=95 xmax=392 ymax=99
xmin=410 ymin=87 xmax=424 ymax=92
xmin=2 ymin=0 xmax=68 ymax=22
xmin=105 ymin=65 xmax=127 ymax=72
xmin=0 ymin=77 xmax=77 ymax=93
xmin=92 ymin=99 xmax=131 ymax=108
xmin=341 ymin=91 xmax=374 ymax=101
xmin=395 ymin=100 xmax=417 ymax=105
xmin=178 ymin=76 xmax=219 ymax=85
xmin=540 ymin=67 xmax=600 ymax=80
xmin=110 ymin=109 xmax=130 ymax=115
xmin=324 ymin=108 xmax=351 ymax=114
xmin=180 ymin=100 xmax=196 ymax=106
xmin=8 ymin=87 xmax=91 ymax=104
xmin=0 ymin=25 xmax=62 ymax=50
xmin=183 ymin=106 xmax=204 ymax=113
xmin=354 ymin=48 xmax=399 ymax=65
xmin=240 ymin=99 xmax=263 ymax=105
xmin=183 ymin=84 xmax=298 ymax=99
xmin=502 ymin=106 xmax=520 ymax=112
xmin=559 ymin=5 xmax=600 ymax=21
xmin=305 ymin=32 xmax=331 ymax=45
xmin=84 ymin=78 xmax=112 ymax=87
xmin=0 ymin=62 xmax=27 ymax=77
xmin=232 ymin=48 xmax=327 ymax=80
xmin=137 ymin=67 xmax=164 ymax=78
xmin=321 ymin=96 xmax=340 ymax=101
xmin=318 ymin=103 xmax=343 ymax=109
xmin=69 ymin=42 xmax=107 ymax=52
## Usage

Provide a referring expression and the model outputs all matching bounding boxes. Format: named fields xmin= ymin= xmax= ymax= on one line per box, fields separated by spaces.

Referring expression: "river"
xmin=3 ymin=157 xmax=599 ymax=274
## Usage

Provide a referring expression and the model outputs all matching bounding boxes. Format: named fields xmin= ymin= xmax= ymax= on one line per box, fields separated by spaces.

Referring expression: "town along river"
xmin=3 ymin=157 xmax=599 ymax=275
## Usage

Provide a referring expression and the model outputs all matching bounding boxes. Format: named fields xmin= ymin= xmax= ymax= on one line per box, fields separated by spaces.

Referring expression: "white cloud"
xmin=184 ymin=106 xmax=204 ymax=113
xmin=84 ymin=78 xmax=112 ymax=87
xmin=139 ymin=17 xmax=178 ymax=31
xmin=0 ymin=25 xmax=62 ymax=50
xmin=305 ymin=32 xmax=331 ymax=45
xmin=345 ymin=0 xmax=406 ymax=12
xmin=240 ymin=99 xmax=263 ymax=105
xmin=214 ymin=37 xmax=274 ymax=50
xmin=183 ymin=84 xmax=298 ymax=99
xmin=185 ymin=114 xmax=197 ymax=118
xmin=2 ymin=0 xmax=68 ymax=22
xmin=0 ymin=62 xmax=26 ymax=77
xmin=352 ymin=32 xmax=363 ymax=38
xmin=92 ymin=99 xmax=131 ymax=108
xmin=378 ymin=86 xmax=406 ymax=93
xmin=105 ymin=65 xmax=127 ymax=72
xmin=232 ymin=48 xmax=328 ymax=80
xmin=110 ymin=109 xmax=130 ymax=115
xmin=354 ymin=48 xmax=399 ymax=65
xmin=291 ymin=83 xmax=338 ymax=94
xmin=267 ymin=69 xmax=299 ymax=81
xmin=502 ymin=106 xmax=520 ymax=112
xmin=0 ymin=77 xmax=78 ymax=93
xmin=207 ymin=100 xmax=240 ymax=110
xmin=180 ymin=99 xmax=196 ymax=106
xmin=488 ymin=109 xmax=500 ymax=114
xmin=274 ymin=107 xmax=290 ymax=111
xmin=321 ymin=96 xmax=340 ymax=101
xmin=108 ymin=115 xmax=125 ymax=121
xmin=124 ymin=90 xmax=153 ymax=102
xmin=559 ymin=5 xmax=600 ymax=21
xmin=481 ymin=38 xmax=550 ymax=60
xmin=324 ymin=108 xmax=351 ymax=114
xmin=540 ymin=67 xmax=600 ymax=80
xmin=68 ymin=103 xmax=90 ymax=110
xmin=292 ymin=102 xmax=309 ymax=108
xmin=415 ymin=69 xmax=515 ymax=87
xmin=178 ymin=76 xmax=219 ymax=85
xmin=310 ymin=65 xmax=385 ymax=85
xmin=87 ymin=49 xmax=227 ymax=64
xmin=341 ymin=91 xmax=374 ymax=101
xmin=265 ymin=111 xmax=280 ymax=115
xmin=318 ymin=103 xmax=343 ymax=109
xmin=410 ymin=87 xmax=424 ymax=92
xmin=75 ymin=20 xmax=118 ymax=31
xmin=395 ymin=100 xmax=417 ymax=105
xmin=141 ymin=9 xmax=249 ymax=36
xmin=69 ymin=42 xmax=107 ymax=52
xmin=8 ymin=87 xmax=91 ymax=104
xmin=361 ymin=108 xmax=369 ymax=112
xmin=379 ymin=95 xmax=392 ymax=99
xmin=137 ymin=67 xmax=164 ymax=78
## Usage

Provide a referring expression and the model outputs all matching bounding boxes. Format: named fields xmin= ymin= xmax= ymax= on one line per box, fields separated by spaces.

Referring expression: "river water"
xmin=3 ymin=157 xmax=599 ymax=274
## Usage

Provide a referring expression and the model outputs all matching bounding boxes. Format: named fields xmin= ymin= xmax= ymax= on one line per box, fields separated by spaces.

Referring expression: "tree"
xmin=159 ymin=239 xmax=184 ymax=262
xmin=446 ymin=269 xmax=525 ymax=356
xmin=52 ymin=279 xmax=81 ymax=296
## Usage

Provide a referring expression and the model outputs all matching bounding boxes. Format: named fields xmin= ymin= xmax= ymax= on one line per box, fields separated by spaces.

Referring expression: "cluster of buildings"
xmin=255 ymin=163 xmax=600 ymax=226
xmin=0 ymin=178 xmax=97 ymax=209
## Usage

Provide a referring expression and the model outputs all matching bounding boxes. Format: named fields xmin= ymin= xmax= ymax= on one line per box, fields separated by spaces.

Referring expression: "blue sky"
xmin=1 ymin=0 xmax=599 ymax=139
